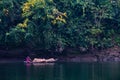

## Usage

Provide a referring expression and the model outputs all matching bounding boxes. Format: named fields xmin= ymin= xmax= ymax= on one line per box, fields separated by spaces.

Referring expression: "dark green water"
xmin=0 ymin=62 xmax=120 ymax=80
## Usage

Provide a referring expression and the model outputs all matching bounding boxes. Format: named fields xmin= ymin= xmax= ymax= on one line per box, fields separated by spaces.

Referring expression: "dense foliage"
xmin=0 ymin=0 xmax=120 ymax=54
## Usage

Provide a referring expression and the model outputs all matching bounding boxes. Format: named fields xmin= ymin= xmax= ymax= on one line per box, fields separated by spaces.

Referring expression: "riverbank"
xmin=0 ymin=46 xmax=120 ymax=62
xmin=58 ymin=46 xmax=120 ymax=62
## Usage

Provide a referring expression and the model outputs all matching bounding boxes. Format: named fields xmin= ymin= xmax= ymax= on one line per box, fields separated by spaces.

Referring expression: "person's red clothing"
xmin=26 ymin=56 xmax=31 ymax=63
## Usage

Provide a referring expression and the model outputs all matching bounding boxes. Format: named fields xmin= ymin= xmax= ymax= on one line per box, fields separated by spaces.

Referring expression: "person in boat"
xmin=25 ymin=56 xmax=32 ymax=63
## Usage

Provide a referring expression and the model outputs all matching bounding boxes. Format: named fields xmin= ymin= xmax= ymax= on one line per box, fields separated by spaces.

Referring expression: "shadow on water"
xmin=0 ymin=62 xmax=120 ymax=80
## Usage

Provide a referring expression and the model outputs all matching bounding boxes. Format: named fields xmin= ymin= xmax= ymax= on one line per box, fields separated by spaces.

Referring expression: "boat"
xmin=24 ymin=58 xmax=57 ymax=63
xmin=32 ymin=58 xmax=57 ymax=63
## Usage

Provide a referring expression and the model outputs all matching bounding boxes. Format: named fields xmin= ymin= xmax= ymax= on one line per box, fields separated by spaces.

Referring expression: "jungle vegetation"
xmin=0 ymin=0 xmax=120 ymax=54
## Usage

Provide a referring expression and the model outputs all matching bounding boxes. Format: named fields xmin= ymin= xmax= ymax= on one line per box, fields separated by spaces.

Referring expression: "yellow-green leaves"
xmin=17 ymin=18 xmax=29 ymax=28
xmin=22 ymin=0 xmax=67 ymax=25
xmin=89 ymin=27 xmax=102 ymax=36
xmin=22 ymin=0 xmax=46 ymax=17
xmin=51 ymin=9 xmax=67 ymax=24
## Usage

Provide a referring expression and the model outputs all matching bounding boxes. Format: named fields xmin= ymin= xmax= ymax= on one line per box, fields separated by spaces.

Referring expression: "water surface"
xmin=0 ymin=62 xmax=120 ymax=80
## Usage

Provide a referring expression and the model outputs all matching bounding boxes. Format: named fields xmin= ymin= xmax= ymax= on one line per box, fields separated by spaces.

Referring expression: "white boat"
xmin=24 ymin=58 xmax=57 ymax=63
xmin=32 ymin=58 xmax=57 ymax=63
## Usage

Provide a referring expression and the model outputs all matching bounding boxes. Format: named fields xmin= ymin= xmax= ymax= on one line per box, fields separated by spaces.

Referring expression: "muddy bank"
xmin=0 ymin=46 xmax=120 ymax=62
xmin=57 ymin=46 xmax=120 ymax=62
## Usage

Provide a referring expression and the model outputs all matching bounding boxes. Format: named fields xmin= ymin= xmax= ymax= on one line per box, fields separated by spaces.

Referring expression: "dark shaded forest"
xmin=0 ymin=0 xmax=120 ymax=58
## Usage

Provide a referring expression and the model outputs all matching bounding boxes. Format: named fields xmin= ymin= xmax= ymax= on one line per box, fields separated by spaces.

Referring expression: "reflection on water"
xmin=26 ymin=63 xmax=55 ymax=80
xmin=0 ymin=62 xmax=120 ymax=80
xmin=32 ymin=63 xmax=55 ymax=66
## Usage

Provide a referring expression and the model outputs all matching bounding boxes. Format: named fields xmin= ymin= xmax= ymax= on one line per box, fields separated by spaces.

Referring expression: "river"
xmin=0 ymin=62 xmax=120 ymax=80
